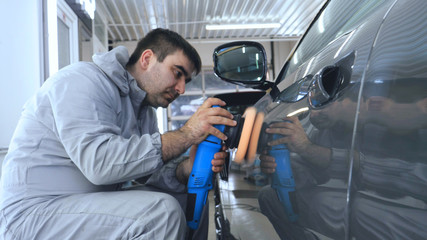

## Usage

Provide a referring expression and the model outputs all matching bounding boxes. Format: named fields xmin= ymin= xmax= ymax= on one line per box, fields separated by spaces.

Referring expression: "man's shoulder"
xmin=65 ymin=61 xmax=102 ymax=76
xmin=47 ymin=62 xmax=119 ymax=97
xmin=57 ymin=62 xmax=111 ymax=82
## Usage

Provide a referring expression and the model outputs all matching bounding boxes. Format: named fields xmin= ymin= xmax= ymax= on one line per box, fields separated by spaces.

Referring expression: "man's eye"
xmin=174 ymin=70 xmax=183 ymax=79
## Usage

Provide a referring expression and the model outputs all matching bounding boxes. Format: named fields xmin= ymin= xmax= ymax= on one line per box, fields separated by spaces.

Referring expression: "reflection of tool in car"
xmin=186 ymin=106 xmax=256 ymax=230
xmin=252 ymin=119 xmax=298 ymax=222
xmin=228 ymin=107 xmax=300 ymax=222
xmin=269 ymin=133 xmax=298 ymax=222
xmin=186 ymin=106 xmax=248 ymax=230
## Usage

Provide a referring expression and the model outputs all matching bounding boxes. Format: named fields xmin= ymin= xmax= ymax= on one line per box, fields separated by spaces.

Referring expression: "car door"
xmin=256 ymin=1 xmax=398 ymax=239
xmin=350 ymin=1 xmax=427 ymax=239
xmin=213 ymin=0 xmax=427 ymax=239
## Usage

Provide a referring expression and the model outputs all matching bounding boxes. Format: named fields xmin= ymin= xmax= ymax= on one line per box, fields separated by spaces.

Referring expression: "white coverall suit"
xmin=0 ymin=46 xmax=206 ymax=239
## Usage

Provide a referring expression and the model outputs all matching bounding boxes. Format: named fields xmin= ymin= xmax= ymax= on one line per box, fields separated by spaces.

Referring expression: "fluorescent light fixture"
xmin=206 ymin=23 xmax=281 ymax=30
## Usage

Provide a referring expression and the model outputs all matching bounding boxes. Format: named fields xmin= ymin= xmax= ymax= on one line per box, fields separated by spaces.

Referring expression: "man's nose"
xmin=175 ymin=78 xmax=186 ymax=95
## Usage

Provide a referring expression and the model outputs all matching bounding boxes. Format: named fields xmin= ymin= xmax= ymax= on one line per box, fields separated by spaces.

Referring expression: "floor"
xmin=0 ymin=151 xmax=279 ymax=239
xmin=208 ymin=169 xmax=280 ymax=240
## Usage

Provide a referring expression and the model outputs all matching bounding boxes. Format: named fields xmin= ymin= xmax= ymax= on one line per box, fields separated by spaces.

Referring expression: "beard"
xmin=144 ymin=87 xmax=180 ymax=108
xmin=160 ymin=90 xmax=180 ymax=107
xmin=310 ymin=113 xmax=334 ymax=129
xmin=139 ymin=62 xmax=182 ymax=108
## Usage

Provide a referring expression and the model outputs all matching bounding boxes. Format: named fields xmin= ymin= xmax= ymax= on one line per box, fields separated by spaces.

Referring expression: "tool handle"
xmin=186 ymin=105 xmax=224 ymax=229
xmin=270 ymin=143 xmax=298 ymax=222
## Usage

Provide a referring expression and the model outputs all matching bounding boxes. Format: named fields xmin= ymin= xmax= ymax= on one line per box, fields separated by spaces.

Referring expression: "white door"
xmin=46 ymin=0 xmax=78 ymax=77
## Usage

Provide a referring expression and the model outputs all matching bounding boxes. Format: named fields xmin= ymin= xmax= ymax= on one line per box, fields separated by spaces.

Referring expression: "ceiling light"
xmin=206 ymin=23 xmax=281 ymax=30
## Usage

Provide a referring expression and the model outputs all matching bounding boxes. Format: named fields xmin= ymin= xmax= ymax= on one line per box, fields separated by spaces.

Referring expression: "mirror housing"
xmin=213 ymin=41 xmax=272 ymax=90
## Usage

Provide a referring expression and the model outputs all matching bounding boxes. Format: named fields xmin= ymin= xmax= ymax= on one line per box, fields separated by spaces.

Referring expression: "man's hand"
xmin=176 ymin=144 xmax=227 ymax=184
xmin=260 ymin=150 xmax=277 ymax=174
xmin=260 ymin=116 xmax=331 ymax=170
xmin=211 ymin=145 xmax=228 ymax=173
xmin=161 ymin=97 xmax=236 ymax=162
xmin=265 ymin=116 xmax=311 ymax=153
xmin=181 ymin=97 xmax=237 ymax=144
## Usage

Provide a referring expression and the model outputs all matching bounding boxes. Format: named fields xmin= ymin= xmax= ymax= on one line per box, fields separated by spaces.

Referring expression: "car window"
xmin=277 ymin=75 xmax=312 ymax=103
xmin=278 ymin=0 xmax=388 ymax=85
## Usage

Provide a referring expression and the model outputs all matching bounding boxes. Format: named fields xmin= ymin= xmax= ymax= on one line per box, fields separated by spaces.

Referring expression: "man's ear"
xmin=139 ymin=49 xmax=155 ymax=70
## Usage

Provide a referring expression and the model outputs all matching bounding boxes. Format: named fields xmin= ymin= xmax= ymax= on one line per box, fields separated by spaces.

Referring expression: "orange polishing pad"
xmin=246 ymin=111 xmax=265 ymax=163
xmin=234 ymin=107 xmax=257 ymax=163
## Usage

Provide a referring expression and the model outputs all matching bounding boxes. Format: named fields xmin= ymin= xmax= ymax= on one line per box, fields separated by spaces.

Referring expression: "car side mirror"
xmin=213 ymin=41 xmax=271 ymax=90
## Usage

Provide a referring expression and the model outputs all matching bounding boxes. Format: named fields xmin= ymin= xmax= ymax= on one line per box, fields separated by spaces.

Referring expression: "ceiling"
xmin=96 ymin=0 xmax=326 ymax=43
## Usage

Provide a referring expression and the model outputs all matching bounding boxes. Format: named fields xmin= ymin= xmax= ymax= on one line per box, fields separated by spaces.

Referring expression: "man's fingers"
xmin=212 ymin=156 xmax=225 ymax=173
xmin=261 ymin=166 xmax=276 ymax=174
xmin=207 ymin=117 xmax=237 ymax=140
xmin=198 ymin=98 xmax=234 ymax=120
xmin=260 ymin=155 xmax=277 ymax=174
xmin=200 ymin=97 xmax=227 ymax=109
xmin=207 ymin=107 xmax=235 ymax=121
xmin=212 ymin=165 xmax=223 ymax=172
xmin=267 ymin=136 xmax=291 ymax=146
xmin=266 ymin=127 xmax=292 ymax=135
xmin=182 ymin=97 xmax=236 ymax=145
xmin=268 ymin=116 xmax=300 ymax=129
xmin=213 ymin=151 xmax=227 ymax=159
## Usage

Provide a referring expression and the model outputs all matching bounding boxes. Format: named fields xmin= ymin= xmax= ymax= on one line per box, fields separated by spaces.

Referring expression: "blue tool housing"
xmin=270 ymin=134 xmax=298 ymax=222
xmin=186 ymin=106 xmax=225 ymax=230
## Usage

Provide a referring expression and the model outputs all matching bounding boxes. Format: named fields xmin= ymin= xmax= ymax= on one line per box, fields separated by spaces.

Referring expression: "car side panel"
xmin=352 ymin=0 xmax=427 ymax=239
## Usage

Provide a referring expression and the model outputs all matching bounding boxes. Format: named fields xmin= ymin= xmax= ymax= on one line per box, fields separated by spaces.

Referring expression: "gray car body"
xmin=217 ymin=0 xmax=427 ymax=239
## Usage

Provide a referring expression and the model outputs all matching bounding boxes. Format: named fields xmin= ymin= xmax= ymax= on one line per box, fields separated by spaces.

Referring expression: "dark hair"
xmin=127 ymin=28 xmax=201 ymax=75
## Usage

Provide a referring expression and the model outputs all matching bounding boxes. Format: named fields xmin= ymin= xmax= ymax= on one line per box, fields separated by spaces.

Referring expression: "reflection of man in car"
xmin=361 ymin=79 xmax=427 ymax=162
xmin=364 ymin=80 xmax=427 ymax=131
xmin=258 ymin=79 xmax=427 ymax=239
xmin=352 ymin=80 xmax=427 ymax=239
xmin=258 ymin=92 xmax=361 ymax=239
